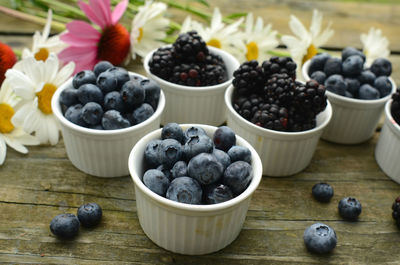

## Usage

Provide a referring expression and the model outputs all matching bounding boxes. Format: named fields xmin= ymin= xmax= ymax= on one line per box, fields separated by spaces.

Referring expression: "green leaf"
xmin=191 ymin=0 xmax=209 ymax=7
xmin=225 ymin=12 xmax=247 ymax=19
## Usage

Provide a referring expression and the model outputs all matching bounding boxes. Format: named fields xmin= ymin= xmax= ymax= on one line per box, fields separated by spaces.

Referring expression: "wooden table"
xmin=1 ymin=1 xmax=400 ymax=264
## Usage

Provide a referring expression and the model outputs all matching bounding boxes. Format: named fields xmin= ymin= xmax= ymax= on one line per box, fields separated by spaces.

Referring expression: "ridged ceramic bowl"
xmin=302 ymin=60 xmax=396 ymax=144
xmin=143 ymin=46 xmax=240 ymax=126
xmin=375 ymin=100 xmax=400 ymax=183
xmin=225 ymin=84 xmax=332 ymax=177
xmin=128 ymin=124 xmax=262 ymax=255
xmin=52 ymin=72 xmax=165 ymax=178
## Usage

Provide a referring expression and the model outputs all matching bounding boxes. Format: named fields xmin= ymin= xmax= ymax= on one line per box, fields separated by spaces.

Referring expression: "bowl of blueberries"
xmin=51 ymin=61 xmax=165 ymax=177
xmin=225 ymin=58 xmax=332 ymax=177
xmin=143 ymin=31 xmax=240 ymax=126
xmin=128 ymin=123 xmax=262 ymax=255
xmin=302 ymin=47 xmax=396 ymax=144
xmin=375 ymin=89 xmax=400 ymax=183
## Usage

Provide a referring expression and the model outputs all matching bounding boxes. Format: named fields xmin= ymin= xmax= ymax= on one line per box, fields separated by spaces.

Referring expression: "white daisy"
xmin=22 ymin=9 xmax=67 ymax=61
xmin=281 ymin=9 xmax=334 ymax=67
xmin=130 ymin=1 xmax=170 ymax=59
xmin=5 ymin=53 xmax=75 ymax=145
xmin=361 ymin=27 xmax=390 ymax=66
xmin=0 ymin=79 xmax=40 ymax=165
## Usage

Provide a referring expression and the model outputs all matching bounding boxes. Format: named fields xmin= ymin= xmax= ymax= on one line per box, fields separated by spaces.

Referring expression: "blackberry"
xmin=232 ymin=60 xmax=265 ymax=95
xmin=264 ymin=73 xmax=295 ymax=106
xmin=251 ymin=104 xmax=289 ymax=131
xmin=232 ymin=93 xmax=264 ymax=121
xmin=172 ymin=31 xmax=208 ymax=63
xmin=287 ymin=107 xmax=317 ymax=132
xmin=262 ymin=56 xmax=297 ymax=80
xmin=149 ymin=46 xmax=175 ymax=80
xmin=202 ymin=64 xmax=227 ymax=86
xmin=391 ymin=88 xmax=400 ymax=125
xmin=169 ymin=63 xmax=202 ymax=86
xmin=293 ymin=80 xmax=327 ymax=116
xmin=392 ymin=196 xmax=400 ymax=228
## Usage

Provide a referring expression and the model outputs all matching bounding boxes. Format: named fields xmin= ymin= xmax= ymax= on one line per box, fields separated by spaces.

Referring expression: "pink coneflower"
xmin=59 ymin=0 xmax=130 ymax=73
xmin=0 ymin=42 xmax=17 ymax=85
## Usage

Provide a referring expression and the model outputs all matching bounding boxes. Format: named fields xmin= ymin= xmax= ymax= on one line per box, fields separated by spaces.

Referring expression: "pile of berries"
xmin=391 ymin=88 xmax=400 ymax=125
xmin=149 ymin=31 xmax=228 ymax=86
xmin=141 ymin=124 xmax=253 ymax=205
xmin=308 ymin=47 xmax=393 ymax=100
xmin=232 ymin=58 xmax=327 ymax=132
xmin=59 ymin=61 xmax=161 ymax=130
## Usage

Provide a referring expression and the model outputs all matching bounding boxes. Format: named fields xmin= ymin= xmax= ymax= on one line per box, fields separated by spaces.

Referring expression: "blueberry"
xmin=141 ymin=79 xmax=161 ymax=110
xmin=77 ymin=203 xmax=102 ymax=227
xmin=374 ymin=76 xmax=392 ymax=97
xmin=130 ymin=75 xmax=144 ymax=83
xmin=93 ymin=61 xmax=113 ymax=77
xmin=205 ymin=183 xmax=233 ymax=204
xmin=323 ymin=58 xmax=342 ymax=77
xmin=184 ymin=126 xmax=207 ymax=141
xmin=121 ymin=80 xmax=145 ymax=110
xmin=342 ymin=55 xmax=364 ymax=77
xmin=166 ymin=176 xmax=202 ymax=204
xmin=157 ymin=164 xmax=172 ymax=180
xmin=103 ymin=91 xmax=125 ymax=112
xmin=183 ymin=134 xmax=214 ymax=160
xmin=60 ymin=88 xmax=79 ymax=107
xmin=344 ymin=91 xmax=353 ymax=98
xmin=344 ymin=78 xmax=360 ymax=97
xmin=324 ymin=74 xmax=346 ymax=96
xmin=72 ymin=70 xmax=97 ymax=89
xmin=310 ymin=71 xmax=327 ymax=85
xmin=82 ymin=102 xmax=103 ymax=125
xmin=50 ymin=213 xmax=80 ymax=239
xmin=303 ymin=223 xmax=337 ymax=254
xmin=188 ymin=153 xmax=223 ymax=185
xmin=312 ymin=183 xmax=334 ymax=202
xmin=370 ymin=58 xmax=392 ymax=77
xmin=144 ymin=139 xmax=162 ymax=168
xmin=97 ymin=71 xmax=119 ymax=94
xmin=227 ymin=145 xmax=252 ymax=164
xmin=308 ymin=53 xmax=331 ymax=75
xmin=158 ymin=138 xmax=182 ymax=168
xmin=162 ymin=123 xmax=185 ymax=144
xmin=65 ymin=104 xmax=88 ymax=127
xmin=213 ymin=126 xmax=236 ymax=152
xmin=223 ymin=161 xmax=252 ymax=195
xmin=106 ymin=67 xmax=130 ymax=89
xmin=359 ymin=84 xmax=380 ymax=100
xmin=171 ymin=161 xmax=187 ymax=179
xmin=358 ymin=70 xmax=376 ymax=85
xmin=130 ymin=103 xmax=154 ymax=125
xmin=101 ymin=110 xmax=130 ymax=130
xmin=338 ymin=197 xmax=362 ymax=220
xmin=341 ymin=47 xmax=366 ymax=63
xmin=77 ymin=84 xmax=103 ymax=105
xmin=143 ymin=169 xmax=170 ymax=196
xmin=212 ymin=148 xmax=231 ymax=171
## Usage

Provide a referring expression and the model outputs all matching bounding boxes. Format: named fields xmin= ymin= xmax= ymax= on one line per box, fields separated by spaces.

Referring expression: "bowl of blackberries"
xmin=52 ymin=61 xmax=165 ymax=177
xmin=225 ymin=58 xmax=332 ymax=177
xmin=144 ymin=31 xmax=240 ymax=126
xmin=303 ymin=47 xmax=396 ymax=144
xmin=128 ymin=123 xmax=262 ymax=255
xmin=375 ymin=88 xmax=400 ymax=183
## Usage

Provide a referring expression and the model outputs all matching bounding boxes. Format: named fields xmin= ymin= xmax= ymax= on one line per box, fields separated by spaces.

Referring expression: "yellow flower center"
xmin=207 ymin=39 xmax=222 ymax=49
xmin=138 ymin=28 xmax=144 ymax=42
xmin=36 ymin=83 xmax=57 ymax=114
xmin=0 ymin=103 xmax=15 ymax=134
xmin=302 ymin=44 xmax=318 ymax=64
xmin=246 ymin=41 xmax=259 ymax=61
xmin=34 ymin=48 xmax=49 ymax=61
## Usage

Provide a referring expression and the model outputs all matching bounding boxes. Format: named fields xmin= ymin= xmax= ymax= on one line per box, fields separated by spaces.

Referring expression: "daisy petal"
xmin=43 ymin=53 xmax=58 ymax=83
xmin=5 ymin=70 xmax=36 ymax=100
xmin=289 ymin=15 xmax=308 ymax=40
xmin=65 ymin=21 xmax=101 ymax=40
xmin=78 ymin=1 xmax=106 ymax=29
xmin=54 ymin=62 xmax=75 ymax=87
xmin=11 ymin=104 xmax=32 ymax=128
xmin=309 ymin=9 xmax=322 ymax=39
xmin=0 ymin=136 xmax=6 ymax=165
xmin=41 ymin=9 xmax=53 ymax=42
xmin=9 ymin=128 xmax=40 ymax=146
xmin=112 ymin=0 xmax=128 ymax=24
xmin=4 ymin=136 xmax=28 ymax=154
xmin=46 ymin=117 xmax=59 ymax=145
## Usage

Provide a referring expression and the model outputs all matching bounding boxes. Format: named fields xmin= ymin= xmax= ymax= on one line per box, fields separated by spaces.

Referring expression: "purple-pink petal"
xmin=66 ymin=21 xmax=101 ymax=40
xmin=73 ymin=60 xmax=98 ymax=74
xmin=90 ymin=0 xmax=112 ymax=26
xmin=59 ymin=46 xmax=97 ymax=63
xmin=78 ymin=0 xmax=106 ymax=29
xmin=60 ymin=33 xmax=98 ymax=47
xmin=111 ymin=0 xmax=128 ymax=24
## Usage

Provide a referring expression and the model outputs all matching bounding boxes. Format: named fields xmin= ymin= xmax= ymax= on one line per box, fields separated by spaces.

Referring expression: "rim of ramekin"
xmin=302 ymin=59 xmax=397 ymax=107
xmin=224 ymin=84 xmax=333 ymax=138
xmin=143 ymin=46 xmax=240 ymax=93
xmin=128 ymin=124 xmax=263 ymax=213
xmin=385 ymin=99 xmax=400 ymax=133
xmin=51 ymin=72 xmax=166 ymax=137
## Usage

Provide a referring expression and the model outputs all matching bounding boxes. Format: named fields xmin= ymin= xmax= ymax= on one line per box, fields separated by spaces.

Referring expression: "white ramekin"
xmin=143 ymin=46 xmax=240 ymax=126
xmin=225 ymin=84 xmax=332 ymax=177
xmin=128 ymin=124 xmax=262 ymax=255
xmin=375 ymin=100 xmax=400 ymax=183
xmin=51 ymin=73 xmax=165 ymax=178
xmin=302 ymin=59 xmax=396 ymax=144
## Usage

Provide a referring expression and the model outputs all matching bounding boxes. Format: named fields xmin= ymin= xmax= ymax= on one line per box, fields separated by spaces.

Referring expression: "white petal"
xmin=42 ymin=9 xmax=52 ymax=41
xmin=288 ymin=15 xmax=308 ymax=40
xmin=0 ymin=136 xmax=6 ymax=165
xmin=245 ymin=13 xmax=254 ymax=35
xmin=313 ymin=22 xmax=334 ymax=47
xmin=11 ymin=103 xmax=32 ymax=128
xmin=5 ymin=70 xmax=36 ymax=100
xmin=46 ymin=116 xmax=60 ymax=145
xmin=211 ymin=8 xmax=222 ymax=30
xmin=309 ymin=9 xmax=322 ymax=39
xmin=53 ymin=62 xmax=75 ymax=87
xmin=43 ymin=53 xmax=58 ymax=83
xmin=4 ymin=136 xmax=28 ymax=154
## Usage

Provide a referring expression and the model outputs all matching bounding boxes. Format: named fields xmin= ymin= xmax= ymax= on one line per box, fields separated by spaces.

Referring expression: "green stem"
xmin=34 ymin=0 xmax=86 ymax=18
xmin=169 ymin=21 xmax=181 ymax=31
xmin=20 ymin=7 xmax=73 ymax=24
xmin=161 ymin=0 xmax=210 ymax=21
xmin=12 ymin=49 xmax=22 ymax=59
xmin=267 ymin=50 xmax=291 ymax=57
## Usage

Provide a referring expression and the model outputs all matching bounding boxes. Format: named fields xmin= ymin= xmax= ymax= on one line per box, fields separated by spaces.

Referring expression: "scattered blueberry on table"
xmin=50 ymin=213 xmax=80 ymax=239
xmin=312 ymin=183 xmax=334 ymax=203
xmin=304 ymin=223 xmax=337 ymax=254
xmin=77 ymin=203 xmax=103 ymax=228
xmin=338 ymin=197 xmax=362 ymax=220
